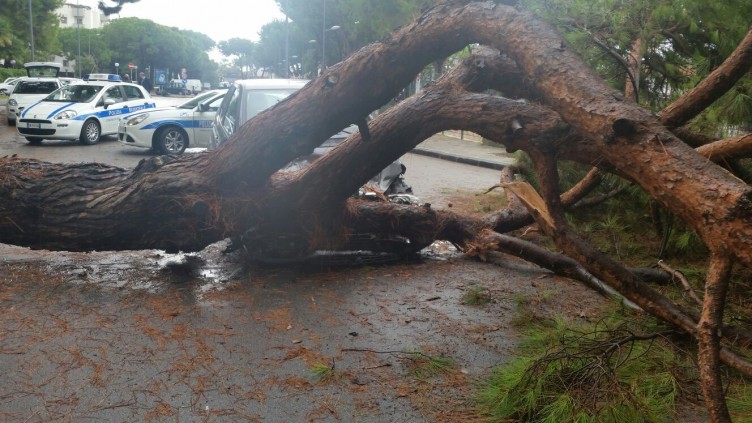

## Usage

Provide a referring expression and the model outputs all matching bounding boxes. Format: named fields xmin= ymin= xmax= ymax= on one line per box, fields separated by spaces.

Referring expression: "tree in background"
xmin=272 ymin=0 xmax=436 ymax=72
xmin=217 ymin=38 xmax=255 ymax=79
xmin=56 ymin=27 xmax=113 ymax=74
xmin=100 ymin=18 xmax=217 ymax=82
xmin=0 ymin=0 xmax=64 ymax=65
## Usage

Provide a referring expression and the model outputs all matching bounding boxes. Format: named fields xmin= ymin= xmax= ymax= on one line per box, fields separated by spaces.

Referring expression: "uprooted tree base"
xmin=1 ymin=2 xmax=751 ymax=421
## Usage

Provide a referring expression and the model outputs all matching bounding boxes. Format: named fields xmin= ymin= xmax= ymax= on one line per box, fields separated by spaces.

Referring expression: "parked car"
xmin=16 ymin=73 xmax=156 ymax=145
xmin=6 ymin=78 xmax=63 ymax=126
xmin=210 ymin=78 xmax=412 ymax=195
xmin=118 ymin=88 xmax=228 ymax=154
xmin=163 ymin=79 xmax=190 ymax=96
xmin=0 ymin=77 xmax=20 ymax=95
xmin=5 ymin=62 xmax=64 ymax=125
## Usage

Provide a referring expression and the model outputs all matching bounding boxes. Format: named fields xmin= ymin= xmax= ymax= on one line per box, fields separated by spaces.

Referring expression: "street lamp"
xmin=323 ymin=25 xmax=341 ymax=67
xmin=308 ymin=40 xmax=319 ymax=75
xmin=115 ymin=62 xmax=119 ymax=75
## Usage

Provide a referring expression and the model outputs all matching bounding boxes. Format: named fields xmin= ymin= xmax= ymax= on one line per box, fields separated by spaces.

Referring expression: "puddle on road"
xmin=0 ymin=239 xmax=462 ymax=298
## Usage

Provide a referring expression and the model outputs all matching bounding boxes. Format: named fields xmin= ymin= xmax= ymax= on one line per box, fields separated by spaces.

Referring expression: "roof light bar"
xmin=83 ymin=73 xmax=122 ymax=82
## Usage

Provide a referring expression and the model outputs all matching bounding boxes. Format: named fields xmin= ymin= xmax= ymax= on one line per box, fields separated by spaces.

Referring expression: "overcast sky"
xmin=112 ymin=0 xmax=285 ymax=43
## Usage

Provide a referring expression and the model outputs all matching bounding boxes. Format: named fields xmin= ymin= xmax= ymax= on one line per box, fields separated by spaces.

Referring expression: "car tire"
xmin=25 ymin=137 xmax=43 ymax=145
xmin=7 ymin=117 xmax=15 ymax=126
xmin=79 ymin=119 xmax=101 ymax=145
xmin=155 ymin=126 xmax=187 ymax=155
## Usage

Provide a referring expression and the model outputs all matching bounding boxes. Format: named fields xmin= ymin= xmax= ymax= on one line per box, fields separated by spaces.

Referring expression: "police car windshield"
xmin=14 ymin=81 xmax=59 ymax=95
xmin=45 ymin=84 xmax=102 ymax=103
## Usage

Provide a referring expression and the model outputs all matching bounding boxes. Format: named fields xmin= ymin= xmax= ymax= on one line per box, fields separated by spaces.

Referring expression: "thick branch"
xmin=696 ymin=134 xmax=752 ymax=163
xmin=660 ymin=28 xmax=752 ymax=128
xmin=698 ymin=255 xmax=733 ymax=423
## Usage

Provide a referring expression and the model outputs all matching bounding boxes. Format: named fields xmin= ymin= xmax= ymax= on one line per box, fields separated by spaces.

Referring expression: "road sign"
xmin=128 ymin=63 xmax=134 ymax=69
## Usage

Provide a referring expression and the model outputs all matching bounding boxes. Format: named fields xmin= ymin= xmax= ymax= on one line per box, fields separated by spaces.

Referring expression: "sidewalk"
xmin=412 ymin=132 xmax=517 ymax=170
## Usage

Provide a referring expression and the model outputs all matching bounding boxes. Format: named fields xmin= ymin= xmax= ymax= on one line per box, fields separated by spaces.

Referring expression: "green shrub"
xmin=477 ymin=313 xmax=698 ymax=422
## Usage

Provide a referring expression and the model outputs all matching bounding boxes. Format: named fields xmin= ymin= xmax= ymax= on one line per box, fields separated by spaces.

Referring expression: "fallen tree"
xmin=1 ymin=2 xmax=750 ymax=421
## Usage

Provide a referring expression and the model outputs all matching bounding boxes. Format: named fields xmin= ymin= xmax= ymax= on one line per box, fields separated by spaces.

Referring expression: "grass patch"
xmin=727 ymin=382 xmax=752 ymax=421
xmin=404 ymin=351 xmax=456 ymax=379
xmin=308 ymin=360 xmax=336 ymax=382
xmin=462 ymin=285 xmax=492 ymax=305
xmin=476 ymin=308 xmax=703 ymax=422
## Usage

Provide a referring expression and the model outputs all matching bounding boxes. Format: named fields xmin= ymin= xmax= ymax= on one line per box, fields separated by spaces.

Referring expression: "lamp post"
xmin=115 ymin=62 xmax=119 ymax=76
xmin=322 ymin=0 xmax=326 ymax=68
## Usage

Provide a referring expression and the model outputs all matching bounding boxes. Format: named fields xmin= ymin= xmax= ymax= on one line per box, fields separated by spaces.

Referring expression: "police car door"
xmin=121 ymin=84 xmax=154 ymax=126
xmin=192 ymin=94 xmax=225 ymax=148
xmin=101 ymin=85 xmax=129 ymax=135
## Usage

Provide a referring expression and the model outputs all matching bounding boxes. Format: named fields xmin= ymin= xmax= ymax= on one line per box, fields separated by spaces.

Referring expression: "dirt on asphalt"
xmin=0 ymin=237 xmax=609 ymax=422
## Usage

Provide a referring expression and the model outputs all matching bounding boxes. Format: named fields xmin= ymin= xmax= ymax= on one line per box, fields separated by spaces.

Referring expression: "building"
xmin=57 ymin=1 xmax=110 ymax=29
xmin=54 ymin=1 xmax=111 ymax=76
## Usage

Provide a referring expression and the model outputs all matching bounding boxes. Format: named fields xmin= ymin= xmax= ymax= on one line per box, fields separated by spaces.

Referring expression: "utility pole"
xmin=285 ymin=0 xmax=289 ymax=78
xmin=322 ymin=0 xmax=326 ymax=69
xmin=77 ymin=0 xmax=81 ymax=77
xmin=28 ymin=0 xmax=35 ymax=61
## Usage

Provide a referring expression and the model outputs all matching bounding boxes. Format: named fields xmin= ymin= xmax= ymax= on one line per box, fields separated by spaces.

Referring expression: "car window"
xmin=45 ymin=85 xmax=102 ymax=103
xmin=207 ymin=95 xmax=224 ymax=111
xmin=179 ymin=91 xmax=217 ymax=109
xmin=14 ymin=81 xmax=59 ymax=95
xmin=241 ymin=89 xmax=296 ymax=123
xmin=220 ymin=87 xmax=240 ymax=136
xmin=122 ymin=84 xmax=145 ymax=100
xmin=103 ymin=86 xmax=124 ymax=103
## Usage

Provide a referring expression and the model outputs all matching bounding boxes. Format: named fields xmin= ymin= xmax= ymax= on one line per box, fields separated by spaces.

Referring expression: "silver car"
xmin=211 ymin=79 xmax=412 ymax=195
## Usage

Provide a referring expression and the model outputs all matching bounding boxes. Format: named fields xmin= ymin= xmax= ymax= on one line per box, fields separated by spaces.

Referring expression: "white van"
xmin=185 ymin=79 xmax=202 ymax=94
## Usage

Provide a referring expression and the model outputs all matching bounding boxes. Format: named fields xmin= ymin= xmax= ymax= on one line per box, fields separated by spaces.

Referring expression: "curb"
xmin=411 ymin=147 xmax=512 ymax=170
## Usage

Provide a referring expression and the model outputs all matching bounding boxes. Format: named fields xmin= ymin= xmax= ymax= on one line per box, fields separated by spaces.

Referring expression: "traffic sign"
xmin=128 ymin=63 xmax=134 ymax=69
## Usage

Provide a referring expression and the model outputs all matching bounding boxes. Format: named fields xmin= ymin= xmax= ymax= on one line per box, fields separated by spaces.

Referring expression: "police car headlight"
xmin=125 ymin=113 xmax=149 ymax=126
xmin=8 ymin=99 xmax=17 ymax=106
xmin=54 ymin=110 xmax=77 ymax=120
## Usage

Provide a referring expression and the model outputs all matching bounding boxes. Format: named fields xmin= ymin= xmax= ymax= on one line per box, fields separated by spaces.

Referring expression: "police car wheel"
xmin=25 ymin=137 xmax=43 ymax=145
xmin=80 ymin=119 xmax=101 ymax=145
xmin=7 ymin=118 xmax=15 ymax=126
xmin=156 ymin=126 xmax=187 ymax=155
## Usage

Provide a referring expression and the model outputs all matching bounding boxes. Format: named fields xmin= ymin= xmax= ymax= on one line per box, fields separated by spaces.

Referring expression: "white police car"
xmin=16 ymin=73 xmax=156 ymax=145
xmin=118 ymin=89 xmax=227 ymax=155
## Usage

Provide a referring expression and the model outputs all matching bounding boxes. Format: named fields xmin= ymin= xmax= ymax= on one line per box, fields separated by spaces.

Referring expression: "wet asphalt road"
xmin=0 ymin=98 xmax=604 ymax=421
